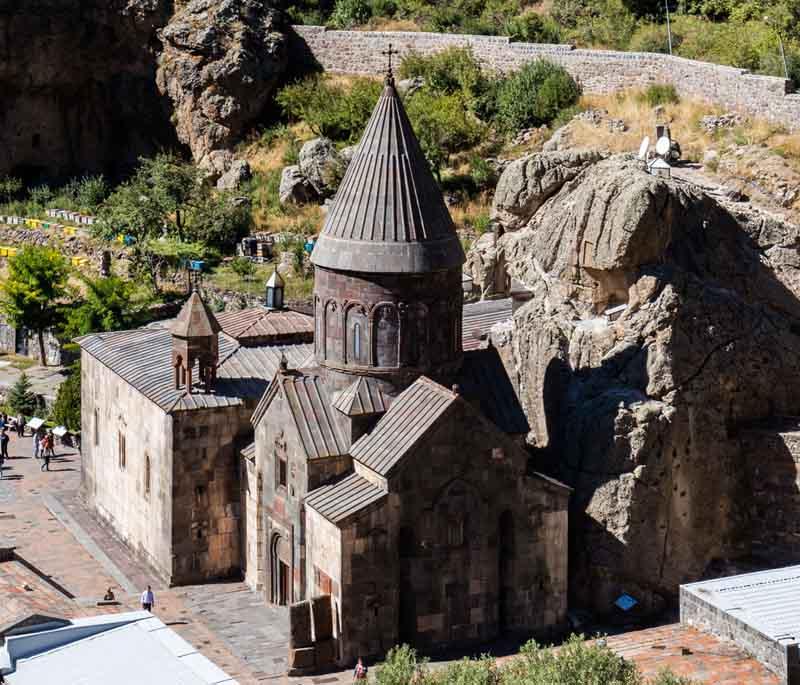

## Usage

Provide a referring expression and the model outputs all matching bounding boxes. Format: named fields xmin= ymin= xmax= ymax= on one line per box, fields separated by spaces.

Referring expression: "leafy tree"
xmin=50 ymin=363 xmax=81 ymax=432
xmin=495 ymin=60 xmax=581 ymax=134
xmin=62 ymin=274 xmax=151 ymax=340
xmin=75 ymin=175 xmax=110 ymax=212
xmin=0 ymin=247 xmax=69 ymax=366
xmin=405 ymin=89 xmax=485 ymax=178
xmin=0 ymin=176 xmax=22 ymax=204
xmin=328 ymin=0 xmax=372 ymax=27
xmin=7 ymin=373 xmax=40 ymax=417
xmin=231 ymin=256 xmax=256 ymax=280
xmin=28 ymin=184 xmax=54 ymax=209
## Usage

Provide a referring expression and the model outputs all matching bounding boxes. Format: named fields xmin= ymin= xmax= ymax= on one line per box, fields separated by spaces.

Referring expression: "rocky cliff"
xmin=0 ymin=0 xmax=287 ymax=180
xmin=471 ymin=152 xmax=800 ymax=614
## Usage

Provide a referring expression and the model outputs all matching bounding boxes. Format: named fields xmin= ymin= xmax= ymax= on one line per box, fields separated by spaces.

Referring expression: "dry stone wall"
xmin=291 ymin=25 xmax=800 ymax=130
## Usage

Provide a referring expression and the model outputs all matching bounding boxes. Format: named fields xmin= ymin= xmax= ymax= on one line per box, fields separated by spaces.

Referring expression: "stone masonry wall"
xmin=80 ymin=351 xmax=174 ymax=581
xmin=680 ymin=586 xmax=797 ymax=684
xmin=291 ymin=26 xmax=800 ymax=130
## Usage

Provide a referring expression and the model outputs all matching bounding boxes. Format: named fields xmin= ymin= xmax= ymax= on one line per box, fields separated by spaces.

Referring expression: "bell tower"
xmin=171 ymin=291 xmax=221 ymax=394
xmin=310 ymin=61 xmax=465 ymax=395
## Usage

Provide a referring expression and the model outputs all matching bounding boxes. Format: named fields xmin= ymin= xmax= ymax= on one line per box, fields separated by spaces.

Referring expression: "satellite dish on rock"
xmin=655 ymin=136 xmax=671 ymax=157
xmin=638 ymin=136 xmax=650 ymax=160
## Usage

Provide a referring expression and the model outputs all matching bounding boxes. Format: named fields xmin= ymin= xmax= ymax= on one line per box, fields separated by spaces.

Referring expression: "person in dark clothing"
xmin=0 ymin=429 xmax=9 ymax=461
xmin=41 ymin=434 xmax=51 ymax=472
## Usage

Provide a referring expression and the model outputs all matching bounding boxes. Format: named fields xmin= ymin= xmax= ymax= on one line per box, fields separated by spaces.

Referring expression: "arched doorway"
xmin=498 ymin=510 xmax=514 ymax=634
xmin=270 ymin=533 xmax=291 ymax=606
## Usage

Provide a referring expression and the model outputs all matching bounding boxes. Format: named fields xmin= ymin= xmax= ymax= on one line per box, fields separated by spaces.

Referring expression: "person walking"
xmin=33 ymin=429 xmax=41 ymax=459
xmin=140 ymin=585 xmax=155 ymax=612
xmin=0 ymin=444 xmax=4 ymax=480
xmin=44 ymin=431 xmax=55 ymax=459
xmin=16 ymin=414 xmax=24 ymax=438
xmin=0 ymin=429 xmax=8 ymax=462
xmin=353 ymin=657 xmax=368 ymax=682
xmin=40 ymin=433 xmax=52 ymax=471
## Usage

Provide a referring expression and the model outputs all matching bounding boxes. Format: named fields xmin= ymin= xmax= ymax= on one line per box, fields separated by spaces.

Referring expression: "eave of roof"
xmin=305 ymin=472 xmax=387 ymax=526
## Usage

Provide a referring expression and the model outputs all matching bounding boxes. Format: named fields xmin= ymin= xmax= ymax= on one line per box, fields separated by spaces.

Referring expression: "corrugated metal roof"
xmin=215 ymin=307 xmax=313 ymax=344
xmin=332 ymin=377 xmax=390 ymax=417
xmin=240 ymin=442 xmax=256 ymax=461
xmin=311 ymin=78 xmax=464 ymax=274
xmin=305 ymin=472 xmax=386 ymax=525
xmin=76 ymin=327 xmax=311 ymax=414
xmin=278 ymin=372 xmax=348 ymax=459
xmin=682 ymin=565 xmax=800 ymax=645
xmin=458 ymin=348 xmax=530 ymax=435
xmin=462 ymin=298 xmax=513 ymax=351
xmin=350 ymin=377 xmax=456 ymax=475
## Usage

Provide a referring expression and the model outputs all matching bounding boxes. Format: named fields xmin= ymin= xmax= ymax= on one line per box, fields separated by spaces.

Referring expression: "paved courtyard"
xmin=0 ymin=430 xmax=785 ymax=684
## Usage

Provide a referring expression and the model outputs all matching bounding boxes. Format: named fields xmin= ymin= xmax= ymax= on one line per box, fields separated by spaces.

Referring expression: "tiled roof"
xmin=332 ymin=377 xmax=390 ymax=417
xmin=462 ymin=298 xmax=513 ymax=351
xmin=240 ymin=442 xmax=256 ymax=461
xmin=76 ymin=327 xmax=311 ymax=413
xmin=215 ymin=307 xmax=313 ymax=345
xmin=305 ymin=472 xmax=386 ymax=525
xmin=458 ymin=348 xmax=530 ymax=435
xmin=256 ymin=371 xmax=348 ymax=460
xmin=311 ymin=78 xmax=464 ymax=274
xmin=350 ymin=377 xmax=456 ymax=475
xmin=170 ymin=291 xmax=221 ymax=338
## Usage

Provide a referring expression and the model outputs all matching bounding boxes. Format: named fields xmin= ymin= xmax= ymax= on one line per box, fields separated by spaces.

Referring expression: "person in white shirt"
xmin=141 ymin=585 xmax=155 ymax=612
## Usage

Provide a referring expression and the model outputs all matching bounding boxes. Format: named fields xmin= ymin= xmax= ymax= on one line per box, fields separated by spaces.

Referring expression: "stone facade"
xmin=291 ymin=25 xmax=800 ymax=131
xmin=0 ymin=319 xmax=64 ymax=366
xmin=80 ymin=353 xmax=175 ymax=580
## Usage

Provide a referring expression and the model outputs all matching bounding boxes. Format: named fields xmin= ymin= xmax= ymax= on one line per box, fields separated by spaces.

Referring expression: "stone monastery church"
xmin=78 ymin=72 xmax=569 ymax=666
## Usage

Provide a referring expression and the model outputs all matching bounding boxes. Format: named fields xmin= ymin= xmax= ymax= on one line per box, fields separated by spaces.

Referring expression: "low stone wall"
xmin=291 ymin=25 xmax=800 ymax=130
xmin=680 ymin=586 xmax=799 ymax=684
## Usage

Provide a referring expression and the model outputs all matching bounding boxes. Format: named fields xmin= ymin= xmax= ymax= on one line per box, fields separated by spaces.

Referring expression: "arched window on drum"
xmin=346 ymin=305 xmax=368 ymax=366
xmin=373 ymin=304 xmax=399 ymax=367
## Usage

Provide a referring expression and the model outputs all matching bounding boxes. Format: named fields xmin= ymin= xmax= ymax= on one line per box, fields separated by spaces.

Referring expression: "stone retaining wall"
xmin=291 ymin=25 xmax=800 ymax=130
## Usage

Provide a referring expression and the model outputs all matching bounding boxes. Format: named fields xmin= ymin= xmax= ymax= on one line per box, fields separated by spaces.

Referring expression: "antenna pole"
xmin=665 ymin=0 xmax=673 ymax=55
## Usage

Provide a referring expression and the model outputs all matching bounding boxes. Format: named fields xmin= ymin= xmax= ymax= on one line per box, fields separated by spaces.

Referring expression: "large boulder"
xmin=298 ymin=138 xmax=345 ymax=198
xmin=492 ymin=150 xmax=603 ymax=231
xmin=479 ymin=152 xmax=800 ymax=615
xmin=280 ymin=165 xmax=317 ymax=206
xmin=216 ymin=159 xmax=252 ymax=190
xmin=157 ymin=0 xmax=288 ymax=171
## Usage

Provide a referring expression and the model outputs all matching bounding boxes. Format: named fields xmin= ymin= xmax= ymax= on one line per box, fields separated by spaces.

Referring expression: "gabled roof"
xmin=305 ymin=472 xmax=387 ymax=526
xmin=253 ymin=370 xmax=348 ymax=460
xmin=462 ymin=298 xmax=513 ymax=351
xmin=332 ymin=376 xmax=390 ymax=417
xmin=215 ymin=307 xmax=313 ymax=345
xmin=170 ymin=291 xmax=221 ymax=338
xmin=240 ymin=442 xmax=256 ymax=462
xmin=76 ymin=326 xmax=311 ymax=413
xmin=311 ymin=77 xmax=465 ymax=274
xmin=350 ymin=376 xmax=457 ymax=475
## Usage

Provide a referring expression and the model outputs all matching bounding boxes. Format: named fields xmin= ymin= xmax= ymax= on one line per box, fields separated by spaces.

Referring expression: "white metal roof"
xmin=682 ymin=565 xmax=800 ymax=645
xmin=2 ymin=611 xmax=238 ymax=684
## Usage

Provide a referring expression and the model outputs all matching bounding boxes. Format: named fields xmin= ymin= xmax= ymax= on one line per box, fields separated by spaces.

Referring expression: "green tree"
xmin=0 ymin=176 xmax=22 ymax=204
xmin=6 ymin=373 xmax=40 ymax=417
xmin=231 ymin=256 xmax=257 ymax=280
xmin=62 ymin=274 xmax=151 ymax=340
xmin=50 ymin=364 xmax=81 ymax=432
xmin=495 ymin=60 xmax=581 ymax=134
xmin=0 ymin=247 xmax=69 ymax=365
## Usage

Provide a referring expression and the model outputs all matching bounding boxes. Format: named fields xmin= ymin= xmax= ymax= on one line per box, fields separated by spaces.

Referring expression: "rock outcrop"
xmin=0 ymin=0 xmax=177 ymax=180
xmin=280 ymin=165 xmax=318 ymax=206
xmin=298 ymin=138 xmax=345 ymax=197
xmin=157 ymin=0 xmax=288 ymax=173
xmin=476 ymin=151 xmax=800 ymax=615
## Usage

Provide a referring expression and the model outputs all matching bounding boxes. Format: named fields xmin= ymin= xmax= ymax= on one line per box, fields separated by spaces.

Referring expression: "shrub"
xmin=639 ymin=83 xmax=680 ymax=106
xmin=629 ymin=22 xmax=673 ymax=53
xmin=328 ymin=0 xmax=372 ymax=27
xmin=277 ymin=76 xmax=383 ymax=143
xmin=398 ymin=47 xmax=488 ymax=111
xmin=231 ymin=256 xmax=256 ymax=280
xmin=50 ymin=364 xmax=81 ymax=432
xmin=495 ymin=60 xmax=581 ymax=134
xmin=375 ymin=644 xmax=427 ymax=685
xmin=405 ymin=89 xmax=486 ymax=177
xmin=505 ymin=11 xmax=562 ymax=43
xmin=469 ymin=156 xmax=497 ymax=190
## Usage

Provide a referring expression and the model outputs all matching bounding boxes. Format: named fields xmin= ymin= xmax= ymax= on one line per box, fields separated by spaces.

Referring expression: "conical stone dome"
xmin=310 ymin=78 xmax=465 ymax=274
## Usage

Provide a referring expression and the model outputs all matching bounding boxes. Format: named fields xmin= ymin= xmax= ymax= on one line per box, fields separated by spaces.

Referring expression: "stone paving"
xmin=0 ymin=430 xmax=786 ymax=685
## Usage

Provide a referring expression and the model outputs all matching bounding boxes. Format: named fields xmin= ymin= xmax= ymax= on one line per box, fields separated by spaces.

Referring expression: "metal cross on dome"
xmin=382 ymin=43 xmax=400 ymax=80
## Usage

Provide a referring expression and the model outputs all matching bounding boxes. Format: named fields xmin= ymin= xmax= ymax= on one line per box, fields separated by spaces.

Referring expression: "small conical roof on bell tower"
xmin=311 ymin=77 xmax=465 ymax=274
xmin=171 ymin=291 xmax=221 ymax=338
